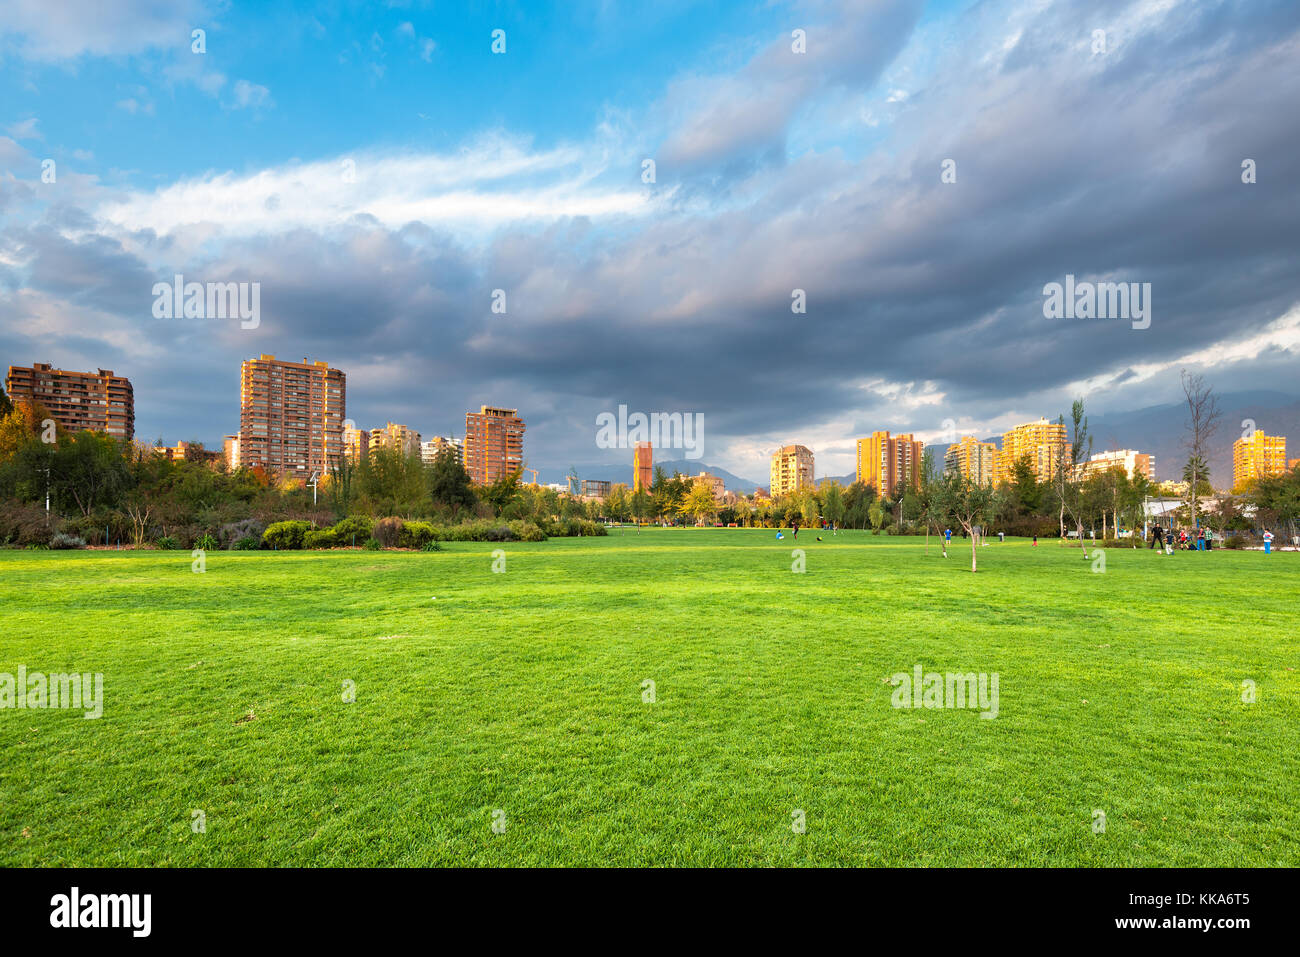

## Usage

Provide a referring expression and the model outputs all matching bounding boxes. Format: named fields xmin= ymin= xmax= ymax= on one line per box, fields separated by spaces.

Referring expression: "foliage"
xmin=262 ymin=520 xmax=312 ymax=550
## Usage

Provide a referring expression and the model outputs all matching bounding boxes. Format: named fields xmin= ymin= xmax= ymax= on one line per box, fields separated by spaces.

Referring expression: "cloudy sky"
xmin=2 ymin=0 xmax=1298 ymax=480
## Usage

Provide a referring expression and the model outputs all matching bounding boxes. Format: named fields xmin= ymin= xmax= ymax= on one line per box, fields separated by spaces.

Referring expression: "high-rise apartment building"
xmin=238 ymin=354 xmax=346 ymax=477
xmin=370 ymin=422 xmax=421 ymax=458
xmin=857 ymin=431 xmax=923 ymax=493
xmin=770 ymin=445 xmax=814 ymax=496
xmin=223 ymin=434 xmax=241 ymax=470
xmin=342 ymin=424 xmax=369 ymax=462
xmin=5 ymin=362 xmax=134 ymax=440
xmin=996 ymin=418 xmax=1067 ymax=486
xmin=944 ymin=436 xmax=998 ymax=486
xmin=464 ymin=406 xmax=525 ymax=484
xmin=633 ymin=441 xmax=653 ymax=493
xmin=1233 ymin=431 xmax=1287 ymax=491
xmin=1075 ymin=449 xmax=1155 ymax=482
xmin=421 ymin=435 xmax=463 ymax=467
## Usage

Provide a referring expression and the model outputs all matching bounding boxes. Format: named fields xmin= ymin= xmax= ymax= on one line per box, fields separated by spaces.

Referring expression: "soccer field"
xmin=1 ymin=529 xmax=1296 ymax=867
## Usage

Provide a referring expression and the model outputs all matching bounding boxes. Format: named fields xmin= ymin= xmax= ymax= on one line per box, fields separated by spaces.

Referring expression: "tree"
xmin=919 ymin=468 xmax=950 ymax=556
xmin=1009 ymin=455 xmax=1042 ymax=514
xmin=0 ymin=382 xmax=11 ymax=417
xmin=328 ymin=456 xmax=355 ymax=520
xmin=482 ymin=467 xmax=524 ymax=516
xmin=427 ymin=447 xmax=476 ymax=513
xmin=679 ymin=482 xmax=718 ymax=525
xmin=51 ymin=431 xmax=131 ymax=517
xmin=867 ymin=497 xmax=886 ymax=532
xmin=1053 ymin=399 xmax=1092 ymax=547
xmin=932 ymin=471 xmax=1003 ymax=572
xmin=1181 ymin=370 xmax=1221 ymax=528
xmin=799 ymin=489 xmax=819 ymax=527
xmin=630 ymin=488 xmax=651 ymax=524
xmin=820 ymin=482 xmax=845 ymax=529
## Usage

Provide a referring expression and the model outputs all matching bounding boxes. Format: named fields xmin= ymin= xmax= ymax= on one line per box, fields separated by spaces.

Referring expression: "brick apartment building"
xmin=238 ymin=354 xmax=346 ymax=477
xmin=633 ymin=441 xmax=653 ymax=492
xmin=5 ymin=362 xmax=134 ymax=440
xmin=463 ymin=406 xmax=525 ymax=484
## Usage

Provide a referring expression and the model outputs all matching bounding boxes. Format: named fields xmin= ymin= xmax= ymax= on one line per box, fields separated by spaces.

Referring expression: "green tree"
xmin=820 ymin=482 xmax=845 ymax=528
xmin=428 ymin=447 xmax=476 ymax=513
xmin=679 ymin=482 xmax=718 ymax=525
xmin=327 ymin=456 xmax=355 ymax=520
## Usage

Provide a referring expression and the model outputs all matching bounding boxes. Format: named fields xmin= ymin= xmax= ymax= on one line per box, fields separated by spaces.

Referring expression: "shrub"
xmin=401 ymin=520 xmax=437 ymax=548
xmin=49 ymin=532 xmax=87 ymax=549
xmin=420 ymin=540 xmax=443 ymax=552
xmin=303 ymin=528 xmax=339 ymax=549
xmin=363 ymin=537 xmax=381 ymax=550
xmin=232 ymin=535 xmax=261 ymax=551
xmin=155 ymin=536 xmax=180 ymax=550
xmin=219 ymin=519 xmax=265 ymax=550
xmin=24 ymin=542 xmax=49 ymax=550
xmin=0 ymin=500 xmax=55 ymax=546
xmin=262 ymin=520 xmax=312 ymax=550
xmin=195 ymin=533 xmax=218 ymax=550
xmin=372 ymin=517 xmax=405 ymax=548
xmin=331 ymin=515 xmax=374 ymax=543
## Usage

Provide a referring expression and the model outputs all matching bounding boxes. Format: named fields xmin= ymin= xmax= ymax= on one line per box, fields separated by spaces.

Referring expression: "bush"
xmin=262 ymin=520 xmax=312 ymax=550
xmin=0 ymin=500 xmax=55 ymax=546
xmin=232 ymin=535 xmax=261 ymax=551
xmin=420 ymin=540 xmax=443 ymax=552
xmin=363 ymin=537 xmax=381 ymax=550
xmin=303 ymin=528 xmax=339 ymax=549
xmin=195 ymin=533 xmax=218 ymax=551
xmin=372 ymin=517 xmax=405 ymax=548
xmin=219 ymin=519 xmax=265 ymax=550
xmin=155 ymin=536 xmax=180 ymax=550
xmin=49 ymin=532 xmax=87 ymax=549
xmin=401 ymin=520 xmax=436 ymax=548
xmin=330 ymin=515 xmax=373 ymax=544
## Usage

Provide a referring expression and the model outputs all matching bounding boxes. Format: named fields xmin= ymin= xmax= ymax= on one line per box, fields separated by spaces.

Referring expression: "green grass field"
xmin=1 ymin=529 xmax=1296 ymax=867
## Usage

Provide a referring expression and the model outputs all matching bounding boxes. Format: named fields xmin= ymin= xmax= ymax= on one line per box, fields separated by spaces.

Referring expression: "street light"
xmin=308 ymin=471 xmax=319 ymax=506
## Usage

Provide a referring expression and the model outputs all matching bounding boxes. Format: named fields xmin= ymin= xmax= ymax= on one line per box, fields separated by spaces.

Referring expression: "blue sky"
xmin=2 ymin=0 xmax=1299 ymax=481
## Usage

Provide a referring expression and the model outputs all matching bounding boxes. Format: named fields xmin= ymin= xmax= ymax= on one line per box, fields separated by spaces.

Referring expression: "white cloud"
xmin=91 ymin=137 xmax=651 ymax=239
xmin=0 ymin=0 xmax=208 ymax=60
xmin=6 ymin=117 xmax=41 ymax=140
xmin=231 ymin=79 xmax=271 ymax=110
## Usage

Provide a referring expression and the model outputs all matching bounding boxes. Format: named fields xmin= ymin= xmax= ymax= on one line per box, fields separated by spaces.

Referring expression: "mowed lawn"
xmin=1 ymin=529 xmax=1296 ymax=867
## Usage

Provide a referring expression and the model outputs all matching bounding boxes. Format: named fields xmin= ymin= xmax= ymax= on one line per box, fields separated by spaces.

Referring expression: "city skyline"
xmin=2 ymin=1 xmax=1299 ymax=482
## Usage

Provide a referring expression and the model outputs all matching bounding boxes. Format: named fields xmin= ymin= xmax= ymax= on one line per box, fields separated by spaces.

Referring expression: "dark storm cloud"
xmin=4 ymin=0 xmax=1300 ymax=475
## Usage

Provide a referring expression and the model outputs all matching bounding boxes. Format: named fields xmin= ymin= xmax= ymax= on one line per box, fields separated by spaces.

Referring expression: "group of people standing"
xmin=1148 ymin=525 xmax=1213 ymax=552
